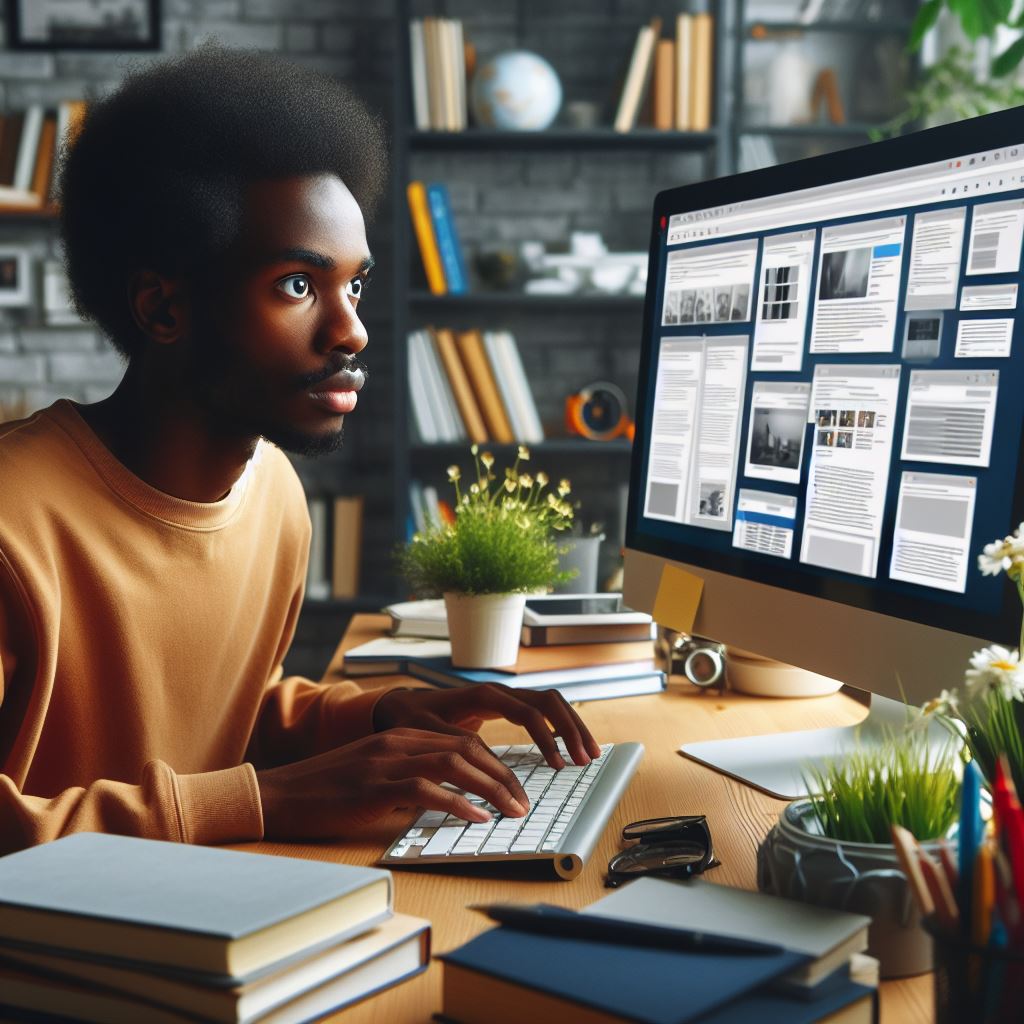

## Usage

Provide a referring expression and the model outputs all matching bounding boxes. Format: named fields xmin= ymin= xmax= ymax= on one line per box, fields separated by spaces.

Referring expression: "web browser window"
xmin=638 ymin=138 xmax=1024 ymax=611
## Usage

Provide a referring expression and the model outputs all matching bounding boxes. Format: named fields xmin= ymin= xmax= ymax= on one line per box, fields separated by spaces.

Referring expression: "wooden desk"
xmin=239 ymin=614 xmax=933 ymax=1023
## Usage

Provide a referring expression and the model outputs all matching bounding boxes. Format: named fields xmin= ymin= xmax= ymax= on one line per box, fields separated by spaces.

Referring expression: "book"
xmin=305 ymin=496 xmax=330 ymax=600
xmin=435 ymin=326 xmax=487 ymax=442
xmin=424 ymin=328 xmax=466 ymax=441
xmin=407 ymin=656 xmax=665 ymax=703
xmin=675 ymin=14 xmax=693 ymax=131
xmin=689 ymin=11 xmax=714 ymax=132
xmin=29 ymin=113 xmax=56 ymax=205
xmin=331 ymin=495 xmax=363 ymax=600
xmin=653 ymin=39 xmax=675 ymax=131
xmin=427 ymin=184 xmax=468 ymax=294
xmin=450 ymin=19 xmax=467 ymax=131
xmin=407 ymin=331 xmax=439 ymax=443
xmin=589 ymin=877 xmax=871 ymax=990
xmin=0 ymin=112 xmax=25 ymax=188
xmin=423 ymin=17 xmax=445 ymax=131
xmin=342 ymin=635 xmax=453 ymax=676
xmin=521 ymin=620 xmax=656 ymax=647
xmin=12 ymin=105 xmax=44 ymax=193
xmin=455 ymin=329 xmax=514 ymax=444
xmin=409 ymin=20 xmax=430 ymax=130
xmin=493 ymin=331 xmax=544 ymax=442
xmin=406 ymin=181 xmax=446 ymax=295
xmin=0 ymin=913 xmax=429 ymax=1024
xmin=412 ymin=329 xmax=460 ymax=442
xmin=614 ymin=18 xmax=661 ymax=132
xmin=481 ymin=331 xmax=527 ymax=441
xmin=0 ymin=833 xmax=392 ymax=982
xmin=440 ymin=924 xmax=809 ymax=1024
xmin=385 ymin=597 xmax=448 ymax=638
xmin=520 ymin=594 xmax=655 ymax=648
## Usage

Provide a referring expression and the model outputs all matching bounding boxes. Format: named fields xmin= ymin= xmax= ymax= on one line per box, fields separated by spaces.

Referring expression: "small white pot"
xmin=443 ymin=591 xmax=526 ymax=669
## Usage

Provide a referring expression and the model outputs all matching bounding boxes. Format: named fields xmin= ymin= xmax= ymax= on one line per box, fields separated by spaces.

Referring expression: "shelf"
xmin=0 ymin=204 xmax=59 ymax=220
xmin=408 ymin=128 xmax=719 ymax=151
xmin=303 ymin=594 xmax=392 ymax=613
xmin=410 ymin=439 xmax=633 ymax=456
xmin=739 ymin=123 xmax=879 ymax=138
xmin=746 ymin=20 xmax=913 ymax=37
xmin=409 ymin=291 xmax=645 ymax=309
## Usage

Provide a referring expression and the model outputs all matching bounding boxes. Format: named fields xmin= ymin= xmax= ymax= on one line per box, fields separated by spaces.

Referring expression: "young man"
xmin=0 ymin=47 xmax=600 ymax=854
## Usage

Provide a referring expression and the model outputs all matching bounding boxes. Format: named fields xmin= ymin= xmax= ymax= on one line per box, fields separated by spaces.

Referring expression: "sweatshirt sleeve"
xmin=0 ymin=555 xmax=264 ymax=855
xmin=245 ymin=667 xmax=389 ymax=768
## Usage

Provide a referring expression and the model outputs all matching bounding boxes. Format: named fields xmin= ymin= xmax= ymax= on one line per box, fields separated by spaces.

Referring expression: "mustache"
xmin=298 ymin=353 xmax=369 ymax=390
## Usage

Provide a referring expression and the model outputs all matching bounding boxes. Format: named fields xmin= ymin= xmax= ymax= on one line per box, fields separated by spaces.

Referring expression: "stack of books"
xmin=441 ymin=877 xmax=878 ymax=1023
xmin=0 ymin=833 xmax=429 ymax=1023
xmin=407 ymin=326 xmax=544 ymax=446
xmin=407 ymin=180 xmax=467 ymax=295
xmin=0 ymin=100 xmax=87 ymax=211
xmin=614 ymin=12 xmax=714 ymax=133
xmin=304 ymin=494 xmax=364 ymax=601
xmin=408 ymin=17 xmax=469 ymax=132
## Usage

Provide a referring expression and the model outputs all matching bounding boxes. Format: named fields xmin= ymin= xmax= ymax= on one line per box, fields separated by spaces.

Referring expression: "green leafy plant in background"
xmin=875 ymin=0 xmax=1024 ymax=138
xmin=803 ymin=729 xmax=961 ymax=844
xmin=398 ymin=444 xmax=576 ymax=597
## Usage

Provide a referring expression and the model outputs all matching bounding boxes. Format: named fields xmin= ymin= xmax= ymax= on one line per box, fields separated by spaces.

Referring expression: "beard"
xmin=183 ymin=321 xmax=366 ymax=458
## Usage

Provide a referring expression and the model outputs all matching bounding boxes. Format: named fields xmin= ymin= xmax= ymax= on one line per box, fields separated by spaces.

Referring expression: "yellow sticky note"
xmin=653 ymin=564 xmax=704 ymax=634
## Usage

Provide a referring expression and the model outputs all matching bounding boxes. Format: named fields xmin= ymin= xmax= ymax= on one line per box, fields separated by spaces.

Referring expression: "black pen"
xmin=470 ymin=903 xmax=786 ymax=955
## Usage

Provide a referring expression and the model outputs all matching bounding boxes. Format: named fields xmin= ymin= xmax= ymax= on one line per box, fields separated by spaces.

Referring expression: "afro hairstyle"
xmin=58 ymin=44 xmax=388 ymax=360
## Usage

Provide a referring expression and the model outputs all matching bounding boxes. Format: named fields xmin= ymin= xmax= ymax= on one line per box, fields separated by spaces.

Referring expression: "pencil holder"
xmin=925 ymin=916 xmax=1024 ymax=1024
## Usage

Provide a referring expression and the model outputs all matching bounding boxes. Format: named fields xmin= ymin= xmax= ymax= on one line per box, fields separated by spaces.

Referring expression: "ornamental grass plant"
xmin=803 ymin=729 xmax=961 ymax=845
xmin=398 ymin=445 xmax=576 ymax=597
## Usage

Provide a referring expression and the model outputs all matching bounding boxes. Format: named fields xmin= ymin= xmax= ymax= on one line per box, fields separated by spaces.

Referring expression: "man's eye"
xmin=278 ymin=275 xmax=311 ymax=299
xmin=347 ymin=276 xmax=367 ymax=300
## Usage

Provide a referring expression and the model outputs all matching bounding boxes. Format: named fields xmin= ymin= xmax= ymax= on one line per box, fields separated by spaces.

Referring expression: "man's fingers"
xmin=399 ymin=752 xmax=528 ymax=819
xmin=385 ymin=777 xmax=493 ymax=823
xmin=472 ymin=686 xmax=565 ymax=768
xmin=527 ymin=689 xmax=603 ymax=764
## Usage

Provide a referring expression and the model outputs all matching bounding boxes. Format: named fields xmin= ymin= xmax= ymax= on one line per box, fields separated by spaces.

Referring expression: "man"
xmin=0 ymin=46 xmax=600 ymax=854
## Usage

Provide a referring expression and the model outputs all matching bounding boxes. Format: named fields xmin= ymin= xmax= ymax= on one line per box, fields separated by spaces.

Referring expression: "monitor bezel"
xmin=626 ymin=105 xmax=1024 ymax=646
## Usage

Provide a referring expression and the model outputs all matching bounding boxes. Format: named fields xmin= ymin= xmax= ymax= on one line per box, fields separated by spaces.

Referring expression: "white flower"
xmin=965 ymin=645 xmax=1024 ymax=702
xmin=978 ymin=529 xmax=1024 ymax=577
xmin=921 ymin=689 xmax=960 ymax=717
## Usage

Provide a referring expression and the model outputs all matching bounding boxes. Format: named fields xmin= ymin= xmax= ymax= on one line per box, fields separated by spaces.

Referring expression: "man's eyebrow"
xmin=264 ymin=249 xmax=375 ymax=273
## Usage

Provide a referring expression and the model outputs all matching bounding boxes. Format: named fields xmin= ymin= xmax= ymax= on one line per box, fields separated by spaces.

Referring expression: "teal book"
xmin=440 ymin=926 xmax=810 ymax=1024
xmin=0 ymin=833 xmax=392 ymax=983
xmin=426 ymin=183 xmax=468 ymax=294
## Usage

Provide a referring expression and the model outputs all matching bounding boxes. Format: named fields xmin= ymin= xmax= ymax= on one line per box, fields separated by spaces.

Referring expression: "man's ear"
xmin=128 ymin=270 xmax=190 ymax=345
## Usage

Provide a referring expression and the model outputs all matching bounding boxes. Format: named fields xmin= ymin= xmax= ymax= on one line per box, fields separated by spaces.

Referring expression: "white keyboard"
xmin=380 ymin=740 xmax=644 ymax=880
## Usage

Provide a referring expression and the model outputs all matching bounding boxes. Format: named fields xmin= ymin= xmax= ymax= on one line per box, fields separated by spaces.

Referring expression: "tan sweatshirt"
xmin=0 ymin=399 xmax=381 ymax=853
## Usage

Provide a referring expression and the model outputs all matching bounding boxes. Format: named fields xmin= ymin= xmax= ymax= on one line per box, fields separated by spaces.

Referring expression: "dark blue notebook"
xmin=440 ymin=926 xmax=810 ymax=1024
xmin=693 ymin=978 xmax=875 ymax=1023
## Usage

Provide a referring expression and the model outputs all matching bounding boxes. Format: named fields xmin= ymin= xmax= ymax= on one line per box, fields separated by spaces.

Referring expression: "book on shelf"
xmin=653 ymin=38 xmax=675 ymax=131
xmin=426 ymin=183 xmax=468 ymax=294
xmin=0 ymin=833 xmax=393 ymax=982
xmin=674 ymin=14 xmax=693 ymax=131
xmin=331 ymin=495 xmax=363 ymax=600
xmin=407 ymin=332 xmax=441 ymax=444
xmin=482 ymin=330 xmax=544 ymax=444
xmin=407 ymin=329 xmax=463 ymax=443
xmin=422 ymin=329 xmax=466 ymax=442
xmin=435 ymin=326 xmax=488 ymax=443
xmin=305 ymin=496 xmax=330 ymax=600
xmin=614 ymin=17 xmax=661 ymax=132
xmin=689 ymin=8 xmax=714 ymax=132
xmin=454 ymin=328 xmax=515 ymax=443
xmin=29 ymin=112 xmax=56 ymax=204
xmin=412 ymin=16 xmax=468 ymax=131
xmin=407 ymin=180 xmax=447 ymax=295
xmin=0 ymin=912 xmax=430 ymax=1024
xmin=12 ymin=105 xmax=43 ymax=194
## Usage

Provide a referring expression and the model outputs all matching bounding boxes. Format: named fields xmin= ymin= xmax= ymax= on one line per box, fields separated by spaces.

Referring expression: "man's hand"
xmin=372 ymin=684 xmax=603 ymax=769
xmin=256 ymin=728 xmax=532 ymax=841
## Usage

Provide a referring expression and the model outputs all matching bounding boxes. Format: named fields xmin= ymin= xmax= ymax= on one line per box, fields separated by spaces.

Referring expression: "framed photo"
xmin=7 ymin=1 xmax=161 ymax=51
xmin=0 ymin=248 xmax=33 ymax=307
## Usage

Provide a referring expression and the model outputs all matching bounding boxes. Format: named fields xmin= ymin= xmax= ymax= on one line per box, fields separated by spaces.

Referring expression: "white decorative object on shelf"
xmin=469 ymin=51 xmax=562 ymax=131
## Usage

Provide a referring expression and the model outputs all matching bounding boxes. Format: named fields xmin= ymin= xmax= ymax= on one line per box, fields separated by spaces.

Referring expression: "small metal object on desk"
xmin=657 ymin=628 xmax=727 ymax=694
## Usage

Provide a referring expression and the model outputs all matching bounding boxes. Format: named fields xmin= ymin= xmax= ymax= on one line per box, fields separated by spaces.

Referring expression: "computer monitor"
xmin=623 ymin=107 xmax=1024 ymax=798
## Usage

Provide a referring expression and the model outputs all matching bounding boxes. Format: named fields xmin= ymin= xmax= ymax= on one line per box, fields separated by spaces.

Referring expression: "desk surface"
xmin=236 ymin=614 xmax=933 ymax=1024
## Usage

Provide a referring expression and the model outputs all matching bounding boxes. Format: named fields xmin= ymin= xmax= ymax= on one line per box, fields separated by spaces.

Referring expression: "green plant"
xmin=803 ymin=729 xmax=961 ymax=844
xmin=922 ymin=526 xmax=1024 ymax=796
xmin=398 ymin=445 xmax=575 ymax=597
xmin=910 ymin=1 xmax=1024 ymax=78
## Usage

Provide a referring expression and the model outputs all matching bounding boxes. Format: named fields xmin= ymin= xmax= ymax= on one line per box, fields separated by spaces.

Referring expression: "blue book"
xmin=427 ymin=183 xmax=468 ymax=294
xmin=440 ymin=926 xmax=810 ymax=1024
xmin=0 ymin=832 xmax=392 ymax=984
xmin=407 ymin=656 xmax=666 ymax=702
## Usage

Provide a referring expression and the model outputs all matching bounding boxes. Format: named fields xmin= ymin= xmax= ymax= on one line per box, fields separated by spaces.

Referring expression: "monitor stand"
xmin=680 ymin=660 xmax=948 ymax=800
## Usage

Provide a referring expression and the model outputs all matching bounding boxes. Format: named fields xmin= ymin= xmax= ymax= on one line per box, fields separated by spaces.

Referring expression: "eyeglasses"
xmin=605 ymin=815 xmax=719 ymax=888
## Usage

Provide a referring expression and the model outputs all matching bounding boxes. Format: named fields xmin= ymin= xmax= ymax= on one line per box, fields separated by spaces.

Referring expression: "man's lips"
xmin=309 ymin=389 xmax=358 ymax=414
xmin=306 ymin=367 xmax=364 ymax=415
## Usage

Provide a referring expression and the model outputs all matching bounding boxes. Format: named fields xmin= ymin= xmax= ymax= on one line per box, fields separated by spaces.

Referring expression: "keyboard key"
xmin=421 ymin=826 xmax=467 ymax=857
xmin=415 ymin=810 xmax=448 ymax=828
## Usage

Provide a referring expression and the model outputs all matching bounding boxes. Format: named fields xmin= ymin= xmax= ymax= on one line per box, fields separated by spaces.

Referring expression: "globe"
xmin=469 ymin=51 xmax=562 ymax=131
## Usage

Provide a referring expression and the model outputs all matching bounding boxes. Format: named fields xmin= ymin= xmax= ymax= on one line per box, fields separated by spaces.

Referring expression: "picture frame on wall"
xmin=7 ymin=1 xmax=161 ymax=51
xmin=0 ymin=247 xmax=34 ymax=307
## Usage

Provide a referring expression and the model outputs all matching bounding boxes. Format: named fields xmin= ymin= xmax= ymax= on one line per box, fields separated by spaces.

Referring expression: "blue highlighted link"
xmin=735 ymin=510 xmax=795 ymax=530
xmin=872 ymin=243 xmax=901 ymax=258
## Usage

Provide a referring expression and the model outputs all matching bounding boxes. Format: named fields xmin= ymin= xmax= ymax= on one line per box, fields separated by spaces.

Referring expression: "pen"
xmin=469 ymin=903 xmax=786 ymax=955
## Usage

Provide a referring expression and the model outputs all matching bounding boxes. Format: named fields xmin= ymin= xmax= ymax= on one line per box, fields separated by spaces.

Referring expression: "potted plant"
xmin=398 ymin=445 xmax=575 ymax=668
xmin=920 ymin=525 xmax=1024 ymax=797
xmin=758 ymin=727 xmax=960 ymax=978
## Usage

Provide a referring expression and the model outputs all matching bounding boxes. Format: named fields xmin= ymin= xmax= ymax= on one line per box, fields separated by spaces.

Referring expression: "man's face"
xmin=186 ymin=174 xmax=372 ymax=457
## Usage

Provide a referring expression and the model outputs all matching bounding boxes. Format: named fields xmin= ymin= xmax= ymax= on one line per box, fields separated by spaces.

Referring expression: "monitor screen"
xmin=626 ymin=109 xmax=1024 ymax=656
